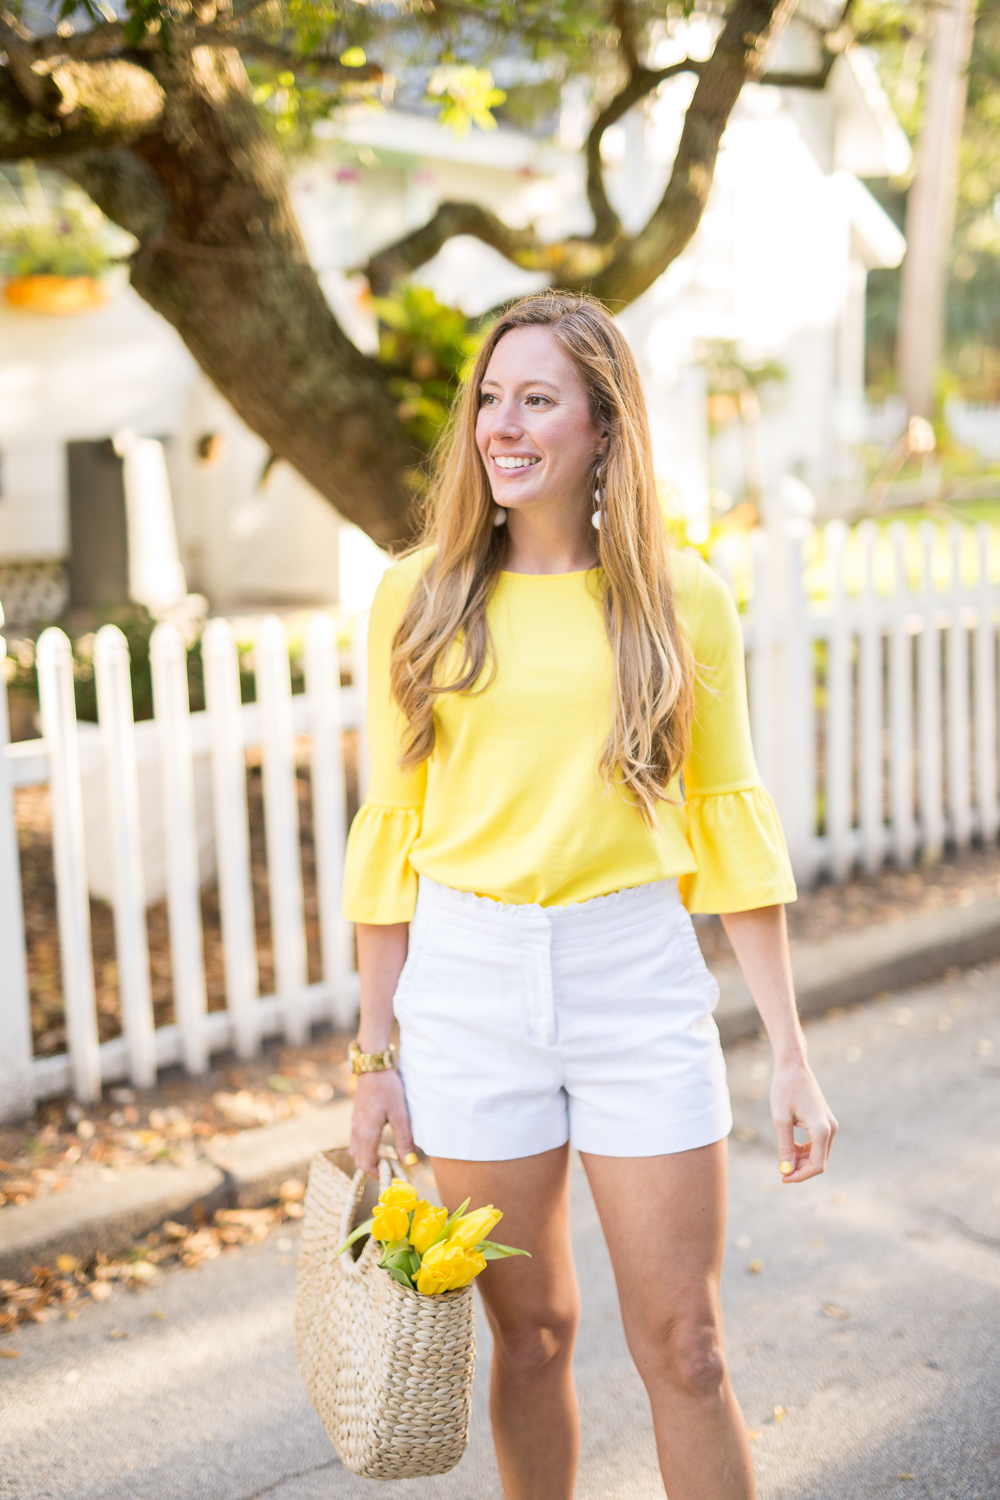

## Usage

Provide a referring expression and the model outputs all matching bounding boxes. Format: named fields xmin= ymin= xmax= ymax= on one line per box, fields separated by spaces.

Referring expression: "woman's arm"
xmin=720 ymin=905 xmax=838 ymax=1183
xmin=350 ymin=922 xmax=418 ymax=1177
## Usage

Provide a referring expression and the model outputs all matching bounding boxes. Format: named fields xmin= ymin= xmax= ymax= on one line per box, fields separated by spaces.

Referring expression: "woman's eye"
xmin=525 ymin=395 xmax=549 ymax=407
xmin=479 ymin=392 xmax=496 ymax=405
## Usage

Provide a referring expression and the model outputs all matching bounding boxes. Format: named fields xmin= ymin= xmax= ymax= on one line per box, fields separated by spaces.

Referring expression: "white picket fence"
xmin=719 ymin=518 xmax=1000 ymax=887
xmin=0 ymin=612 xmax=366 ymax=1122
xmin=2 ymin=517 xmax=1000 ymax=1119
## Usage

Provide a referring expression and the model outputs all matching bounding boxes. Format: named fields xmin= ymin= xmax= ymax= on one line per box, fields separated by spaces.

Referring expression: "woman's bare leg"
xmin=580 ymin=1141 xmax=755 ymax=1500
xmin=430 ymin=1145 xmax=580 ymax=1500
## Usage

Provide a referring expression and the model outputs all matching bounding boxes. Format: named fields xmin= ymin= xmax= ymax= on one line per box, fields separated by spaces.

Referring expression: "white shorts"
xmin=393 ymin=876 xmax=732 ymax=1161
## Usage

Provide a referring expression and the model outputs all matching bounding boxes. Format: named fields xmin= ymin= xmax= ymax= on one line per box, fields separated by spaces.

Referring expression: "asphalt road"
xmin=2 ymin=963 xmax=999 ymax=1500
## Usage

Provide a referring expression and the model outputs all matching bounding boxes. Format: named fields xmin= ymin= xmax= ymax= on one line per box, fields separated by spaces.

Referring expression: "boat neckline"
xmin=499 ymin=566 xmax=601 ymax=579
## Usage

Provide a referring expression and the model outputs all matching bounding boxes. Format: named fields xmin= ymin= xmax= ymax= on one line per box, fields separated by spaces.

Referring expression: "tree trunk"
xmin=897 ymin=0 xmax=976 ymax=418
xmin=65 ymin=49 xmax=420 ymax=548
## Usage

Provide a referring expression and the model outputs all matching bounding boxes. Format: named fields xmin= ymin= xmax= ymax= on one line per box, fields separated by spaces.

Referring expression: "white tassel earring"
xmin=493 ymin=506 xmax=507 ymax=527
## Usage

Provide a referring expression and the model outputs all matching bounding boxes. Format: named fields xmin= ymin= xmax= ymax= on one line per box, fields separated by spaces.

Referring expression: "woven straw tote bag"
xmin=295 ymin=1149 xmax=478 ymax=1480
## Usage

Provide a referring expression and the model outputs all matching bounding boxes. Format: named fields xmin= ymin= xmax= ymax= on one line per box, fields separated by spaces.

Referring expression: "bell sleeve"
xmin=342 ymin=567 xmax=427 ymax=924
xmin=678 ymin=559 xmax=797 ymax=915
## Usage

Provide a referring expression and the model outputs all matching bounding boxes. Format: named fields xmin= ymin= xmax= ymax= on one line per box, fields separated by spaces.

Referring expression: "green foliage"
xmin=374 ymin=283 xmax=482 ymax=448
xmin=249 ymin=67 xmax=346 ymax=149
xmin=0 ymin=206 xmax=112 ymax=277
xmin=699 ymin=340 xmax=787 ymax=397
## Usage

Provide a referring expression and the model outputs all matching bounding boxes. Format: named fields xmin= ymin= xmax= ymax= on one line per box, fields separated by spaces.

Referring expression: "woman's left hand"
xmin=770 ymin=1057 xmax=838 ymax=1182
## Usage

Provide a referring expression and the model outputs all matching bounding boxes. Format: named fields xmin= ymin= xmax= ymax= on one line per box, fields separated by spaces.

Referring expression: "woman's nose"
xmin=488 ymin=399 xmax=522 ymax=438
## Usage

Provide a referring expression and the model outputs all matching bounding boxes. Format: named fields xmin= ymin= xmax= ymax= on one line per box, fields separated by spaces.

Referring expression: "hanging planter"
xmin=1 ymin=167 xmax=119 ymax=314
xmin=4 ymin=274 xmax=109 ymax=314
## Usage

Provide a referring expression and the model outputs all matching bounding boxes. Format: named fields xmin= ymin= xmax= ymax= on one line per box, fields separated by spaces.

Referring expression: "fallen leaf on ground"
xmin=733 ymin=1126 xmax=757 ymax=1143
xmin=773 ymin=1406 xmax=786 ymax=1423
xmin=108 ymin=1329 xmax=129 ymax=1339
xmin=88 ymin=1282 xmax=112 ymax=1302
xmin=149 ymin=1310 xmax=167 ymax=1320
xmin=122 ymin=1261 xmax=158 ymax=1282
xmin=746 ymin=1429 xmax=760 ymax=1441
xmin=279 ymin=1178 xmax=305 ymax=1201
xmin=56 ymin=1255 xmax=79 ymax=1273
xmin=748 ymin=1259 xmax=764 ymax=1274
xmin=896 ymin=1476 xmax=916 ymax=1482
xmin=823 ymin=1304 xmax=849 ymax=1319
xmin=0 ymin=1347 xmax=20 ymax=1358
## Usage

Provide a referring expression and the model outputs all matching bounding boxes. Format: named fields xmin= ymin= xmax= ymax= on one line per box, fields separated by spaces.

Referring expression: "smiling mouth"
xmin=493 ymin=456 xmax=541 ymax=470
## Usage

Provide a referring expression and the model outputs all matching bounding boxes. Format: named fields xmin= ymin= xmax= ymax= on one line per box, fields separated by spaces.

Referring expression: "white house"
xmin=0 ymin=17 xmax=908 ymax=629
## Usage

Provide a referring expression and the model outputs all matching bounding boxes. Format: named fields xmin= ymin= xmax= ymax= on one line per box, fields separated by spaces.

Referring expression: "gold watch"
xmin=349 ymin=1040 xmax=397 ymax=1075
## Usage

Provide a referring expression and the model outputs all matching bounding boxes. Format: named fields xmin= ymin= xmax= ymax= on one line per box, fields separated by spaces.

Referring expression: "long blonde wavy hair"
xmin=389 ymin=291 xmax=695 ymax=822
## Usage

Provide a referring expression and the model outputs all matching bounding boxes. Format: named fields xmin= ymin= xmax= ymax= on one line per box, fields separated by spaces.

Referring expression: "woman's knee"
xmin=629 ymin=1310 xmax=728 ymax=1402
xmin=488 ymin=1303 xmax=580 ymax=1378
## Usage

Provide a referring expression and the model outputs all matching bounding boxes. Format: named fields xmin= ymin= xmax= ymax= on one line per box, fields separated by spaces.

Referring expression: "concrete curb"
xmin=0 ymin=1101 xmax=355 ymax=1282
xmin=714 ymin=897 xmax=1000 ymax=1047
xmin=3 ymin=902 xmax=998 ymax=1278
xmin=204 ymin=1099 xmax=355 ymax=1208
xmin=0 ymin=1161 xmax=227 ymax=1283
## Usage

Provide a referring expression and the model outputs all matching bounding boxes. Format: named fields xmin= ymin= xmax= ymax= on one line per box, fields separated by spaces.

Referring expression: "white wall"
xmin=0 ymin=273 xmax=193 ymax=565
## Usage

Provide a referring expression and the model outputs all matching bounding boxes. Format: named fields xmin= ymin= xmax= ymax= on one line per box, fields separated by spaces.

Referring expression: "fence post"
xmin=0 ymin=606 xmax=35 ymax=1121
xmin=974 ymin=524 xmax=999 ymax=844
xmin=775 ymin=532 xmax=815 ymax=884
xmin=918 ymin=523 xmax=945 ymax=861
xmin=256 ymin=616 xmax=309 ymax=1048
xmin=824 ymin=521 xmax=853 ymax=881
xmin=36 ymin=628 xmax=101 ymax=1103
xmin=888 ymin=523 xmax=916 ymax=869
xmin=94 ymin=625 xmax=157 ymax=1089
xmin=150 ymin=622 xmax=208 ymax=1075
xmin=203 ymin=618 xmax=260 ymax=1058
xmin=305 ymin=613 xmax=355 ymax=1029
xmin=749 ymin=530 xmax=775 ymax=792
xmin=857 ymin=521 xmax=884 ymax=873
xmin=947 ymin=524 xmax=972 ymax=848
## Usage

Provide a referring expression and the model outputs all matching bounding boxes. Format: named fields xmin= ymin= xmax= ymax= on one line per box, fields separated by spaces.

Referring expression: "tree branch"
xmin=585 ymin=57 xmax=702 ymax=245
xmin=24 ymin=16 xmax=383 ymax=83
xmin=0 ymin=57 xmax=166 ymax=159
xmin=66 ymin=46 xmax=419 ymax=545
xmin=590 ymin=0 xmax=799 ymax=305
xmin=364 ymin=201 xmax=546 ymax=295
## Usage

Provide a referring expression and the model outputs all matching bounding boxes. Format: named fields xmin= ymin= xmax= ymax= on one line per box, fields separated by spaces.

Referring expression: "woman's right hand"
xmin=350 ymin=1069 xmax=417 ymax=1177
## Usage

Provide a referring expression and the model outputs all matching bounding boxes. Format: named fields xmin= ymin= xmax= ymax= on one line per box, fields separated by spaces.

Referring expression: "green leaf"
xmin=384 ymin=1264 xmax=415 ymax=1290
xmin=336 ymin=1216 xmax=374 ymax=1255
xmin=479 ymin=1240 xmax=532 ymax=1260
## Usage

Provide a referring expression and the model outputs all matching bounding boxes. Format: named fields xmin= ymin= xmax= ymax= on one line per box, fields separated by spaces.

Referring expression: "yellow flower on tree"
xmin=409 ymin=1200 xmax=448 ymax=1255
xmin=415 ymin=1240 xmax=487 ymax=1295
xmin=379 ymin=1180 xmax=419 ymax=1212
xmin=447 ymin=1205 xmax=502 ymax=1250
xmin=426 ymin=65 xmax=506 ymax=137
xmin=371 ymin=1202 xmax=410 ymax=1243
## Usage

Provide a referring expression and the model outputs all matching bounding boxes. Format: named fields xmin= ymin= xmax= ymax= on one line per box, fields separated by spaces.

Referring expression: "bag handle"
xmin=337 ymin=1154 xmax=409 ymax=1254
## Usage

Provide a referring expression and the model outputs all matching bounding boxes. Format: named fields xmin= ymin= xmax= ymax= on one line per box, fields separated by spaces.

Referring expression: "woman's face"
xmin=475 ymin=325 xmax=606 ymax=515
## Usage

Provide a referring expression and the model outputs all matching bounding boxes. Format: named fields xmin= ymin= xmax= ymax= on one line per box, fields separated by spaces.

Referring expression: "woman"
xmin=343 ymin=292 xmax=837 ymax=1500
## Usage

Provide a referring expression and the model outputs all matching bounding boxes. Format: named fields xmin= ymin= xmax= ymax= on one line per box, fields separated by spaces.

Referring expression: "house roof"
xmin=831 ymin=46 xmax=913 ymax=179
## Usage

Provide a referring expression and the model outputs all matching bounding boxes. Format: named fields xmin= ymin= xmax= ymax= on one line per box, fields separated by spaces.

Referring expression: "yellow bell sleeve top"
xmin=343 ymin=547 xmax=796 ymax=922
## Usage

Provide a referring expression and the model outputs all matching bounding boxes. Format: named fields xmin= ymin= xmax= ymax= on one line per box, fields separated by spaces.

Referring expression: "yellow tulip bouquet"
xmin=339 ymin=1178 xmax=529 ymax=1295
